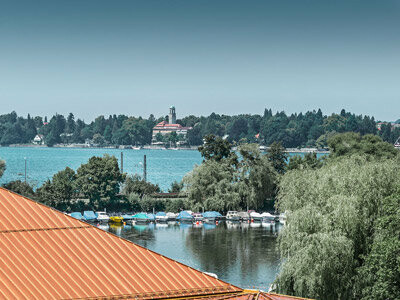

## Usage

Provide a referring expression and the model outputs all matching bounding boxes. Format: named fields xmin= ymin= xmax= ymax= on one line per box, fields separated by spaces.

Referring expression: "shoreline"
xmin=2 ymin=144 xmax=331 ymax=154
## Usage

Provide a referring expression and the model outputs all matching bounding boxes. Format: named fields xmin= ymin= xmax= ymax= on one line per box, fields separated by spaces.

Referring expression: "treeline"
xmin=0 ymin=154 xmax=187 ymax=212
xmin=1 ymin=109 xmax=398 ymax=147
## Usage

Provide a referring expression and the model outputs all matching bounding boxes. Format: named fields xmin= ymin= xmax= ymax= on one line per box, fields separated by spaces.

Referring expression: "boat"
xmin=83 ymin=211 xmax=97 ymax=222
xmin=250 ymin=211 xmax=262 ymax=222
xmin=261 ymin=212 xmax=275 ymax=227
xmin=109 ymin=216 xmax=123 ymax=223
xmin=166 ymin=212 xmax=178 ymax=221
xmin=133 ymin=213 xmax=150 ymax=224
xmin=147 ymin=213 xmax=156 ymax=223
xmin=121 ymin=214 xmax=134 ymax=222
xmin=70 ymin=212 xmax=84 ymax=220
xmin=156 ymin=212 xmax=168 ymax=223
xmin=96 ymin=211 xmax=110 ymax=223
xmin=176 ymin=211 xmax=194 ymax=223
xmin=192 ymin=212 xmax=204 ymax=223
xmin=238 ymin=211 xmax=250 ymax=222
xmin=202 ymin=211 xmax=221 ymax=223
xmin=226 ymin=211 xmax=240 ymax=222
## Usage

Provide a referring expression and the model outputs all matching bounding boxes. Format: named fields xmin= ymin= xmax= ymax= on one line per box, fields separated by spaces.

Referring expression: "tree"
xmin=357 ymin=195 xmax=400 ymax=299
xmin=75 ymin=155 xmax=125 ymax=207
xmin=198 ymin=134 xmax=237 ymax=164
xmin=328 ymin=132 xmax=398 ymax=159
xmin=122 ymin=175 xmax=160 ymax=197
xmin=169 ymin=181 xmax=183 ymax=193
xmin=274 ymin=155 xmax=400 ymax=299
xmin=287 ymin=153 xmax=324 ymax=171
xmin=2 ymin=180 xmax=35 ymax=198
xmin=267 ymin=142 xmax=288 ymax=174
xmin=0 ymin=159 xmax=5 ymax=178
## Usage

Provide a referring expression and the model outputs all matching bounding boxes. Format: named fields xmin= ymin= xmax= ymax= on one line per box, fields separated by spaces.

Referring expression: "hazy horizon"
xmin=1 ymin=0 xmax=399 ymax=121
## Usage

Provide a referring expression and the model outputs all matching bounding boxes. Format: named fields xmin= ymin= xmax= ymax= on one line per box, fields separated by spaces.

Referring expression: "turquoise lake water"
xmin=0 ymin=147 xmax=203 ymax=191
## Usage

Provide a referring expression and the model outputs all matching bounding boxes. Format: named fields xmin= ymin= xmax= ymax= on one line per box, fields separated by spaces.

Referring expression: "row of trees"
xmin=1 ymin=109 xmax=398 ymax=147
xmin=274 ymin=133 xmax=400 ymax=299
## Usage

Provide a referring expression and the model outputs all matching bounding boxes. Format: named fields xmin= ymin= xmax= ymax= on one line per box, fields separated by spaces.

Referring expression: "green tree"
xmin=198 ymin=134 xmax=237 ymax=164
xmin=0 ymin=159 xmax=5 ymax=178
xmin=122 ymin=175 xmax=160 ymax=197
xmin=267 ymin=141 xmax=288 ymax=174
xmin=75 ymin=155 xmax=125 ymax=207
xmin=169 ymin=180 xmax=184 ymax=193
xmin=287 ymin=153 xmax=324 ymax=171
xmin=2 ymin=180 xmax=35 ymax=198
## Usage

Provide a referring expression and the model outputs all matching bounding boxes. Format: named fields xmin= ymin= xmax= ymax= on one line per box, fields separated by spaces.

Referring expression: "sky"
xmin=0 ymin=0 xmax=399 ymax=121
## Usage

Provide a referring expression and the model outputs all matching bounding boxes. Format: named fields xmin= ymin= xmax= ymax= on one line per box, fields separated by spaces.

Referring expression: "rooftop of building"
xmin=0 ymin=187 xmax=310 ymax=300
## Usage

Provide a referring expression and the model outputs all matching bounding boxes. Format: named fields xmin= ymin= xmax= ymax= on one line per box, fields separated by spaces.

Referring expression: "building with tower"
xmin=152 ymin=106 xmax=192 ymax=145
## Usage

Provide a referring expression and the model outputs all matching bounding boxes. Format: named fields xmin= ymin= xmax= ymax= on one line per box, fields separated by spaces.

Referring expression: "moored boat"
xmin=261 ymin=212 xmax=275 ymax=227
xmin=250 ymin=211 xmax=262 ymax=222
xmin=121 ymin=214 xmax=134 ymax=222
xmin=238 ymin=211 xmax=250 ymax=222
xmin=96 ymin=211 xmax=110 ymax=223
xmin=176 ymin=211 xmax=194 ymax=223
xmin=156 ymin=212 xmax=168 ymax=223
xmin=166 ymin=212 xmax=178 ymax=221
xmin=202 ymin=211 xmax=221 ymax=223
xmin=83 ymin=211 xmax=97 ymax=222
xmin=226 ymin=211 xmax=240 ymax=222
xmin=192 ymin=212 xmax=204 ymax=223
xmin=109 ymin=216 xmax=123 ymax=223
xmin=70 ymin=212 xmax=84 ymax=220
xmin=133 ymin=213 xmax=150 ymax=224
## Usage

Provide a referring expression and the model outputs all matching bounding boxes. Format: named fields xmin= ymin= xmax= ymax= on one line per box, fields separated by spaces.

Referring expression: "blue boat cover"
xmin=202 ymin=211 xmax=222 ymax=218
xmin=177 ymin=211 xmax=193 ymax=220
xmin=122 ymin=214 xmax=134 ymax=220
xmin=83 ymin=211 xmax=97 ymax=220
xmin=133 ymin=213 xmax=149 ymax=219
xmin=70 ymin=212 xmax=83 ymax=220
xmin=147 ymin=213 xmax=156 ymax=221
xmin=156 ymin=212 xmax=166 ymax=216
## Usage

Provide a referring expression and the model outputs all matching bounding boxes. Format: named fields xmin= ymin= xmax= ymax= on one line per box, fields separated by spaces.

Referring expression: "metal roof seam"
xmin=0 ymin=225 xmax=92 ymax=233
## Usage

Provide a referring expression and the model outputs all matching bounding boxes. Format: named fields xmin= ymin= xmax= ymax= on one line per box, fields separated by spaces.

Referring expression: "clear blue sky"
xmin=0 ymin=0 xmax=399 ymax=121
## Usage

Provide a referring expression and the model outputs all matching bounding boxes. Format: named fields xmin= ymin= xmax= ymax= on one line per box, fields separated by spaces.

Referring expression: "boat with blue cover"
xmin=83 ymin=211 xmax=97 ymax=222
xmin=147 ymin=213 xmax=156 ymax=222
xmin=156 ymin=212 xmax=168 ymax=223
xmin=121 ymin=214 xmax=134 ymax=221
xmin=202 ymin=211 xmax=222 ymax=223
xmin=70 ymin=212 xmax=84 ymax=220
xmin=176 ymin=211 xmax=194 ymax=223
xmin=133 ymin=213 xmax=150 ymax=224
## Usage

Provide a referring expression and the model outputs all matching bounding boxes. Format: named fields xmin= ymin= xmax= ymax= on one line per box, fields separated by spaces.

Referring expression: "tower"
xmin=169 ymin=106 xmax=176 ymax=124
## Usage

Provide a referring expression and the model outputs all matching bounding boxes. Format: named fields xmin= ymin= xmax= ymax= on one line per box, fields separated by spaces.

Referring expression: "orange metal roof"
xmin=188 ymin=291 xmax=312 ymax=300
xmin=0 ymin=187 xmax=241 ymax=299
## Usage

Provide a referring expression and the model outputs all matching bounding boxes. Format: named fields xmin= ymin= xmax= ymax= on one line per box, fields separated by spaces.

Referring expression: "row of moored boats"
xmin=68 ymin=210 xmax=287 ymax=226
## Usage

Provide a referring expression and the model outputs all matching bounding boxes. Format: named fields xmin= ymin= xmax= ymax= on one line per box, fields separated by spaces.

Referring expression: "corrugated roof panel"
xmin=0 ymin=188 xmax=241 ymax=299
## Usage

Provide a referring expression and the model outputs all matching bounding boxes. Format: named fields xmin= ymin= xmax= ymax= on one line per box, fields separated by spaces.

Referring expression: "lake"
xmin=0 ymin=146 xmax=327 ymax=191
xmin=104 ymin=221 xmax=282 ymax=289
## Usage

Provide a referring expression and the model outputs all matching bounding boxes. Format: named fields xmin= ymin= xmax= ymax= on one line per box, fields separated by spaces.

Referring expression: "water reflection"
xmin=105 ymin=222 xmax=282 ymax=289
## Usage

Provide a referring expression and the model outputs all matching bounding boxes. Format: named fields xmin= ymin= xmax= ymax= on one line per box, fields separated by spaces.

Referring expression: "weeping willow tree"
xmin=274 ymin=155 xmax=400 ymax=299
xmin=184 ymin=143 xmax=277 ymax=212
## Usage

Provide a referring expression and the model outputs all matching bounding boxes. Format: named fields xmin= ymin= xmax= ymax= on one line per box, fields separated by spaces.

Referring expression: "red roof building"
xmin=0 ymin=187 xmax=310 ymax=300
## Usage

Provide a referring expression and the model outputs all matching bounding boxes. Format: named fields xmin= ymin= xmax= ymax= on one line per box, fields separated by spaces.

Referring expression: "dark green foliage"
xmin=328 ymin=132 xmax=398 ymax=159
xmin=0 ymin=159 xmax=5 ymax=178
xmin=122 ymin=175 xmax=160 ymax=197
xmin=357 ymin=195 xmax=400 ymax=300
xmin=287 ymin=153 xmax=324 ymax=170
xmin=267 ymin=142 xmax=288 ymax=174
xmin=75 ymin=155 xmax=125 ymax=206
xmin=169 ymin=181 xmax=184 ymax=193
xmin=198 ymin=134 xmax=237 ymax=163
xmin=2 ymin=180 xmax=35 ymax=198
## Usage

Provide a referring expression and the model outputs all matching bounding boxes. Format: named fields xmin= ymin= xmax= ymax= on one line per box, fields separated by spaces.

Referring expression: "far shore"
xmin=2 ymin=143 xmax=331 ymax=154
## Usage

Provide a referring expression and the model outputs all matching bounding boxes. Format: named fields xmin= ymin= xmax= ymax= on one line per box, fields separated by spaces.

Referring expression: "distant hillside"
xmin=395 ymin=119 xmax=400 ymax=124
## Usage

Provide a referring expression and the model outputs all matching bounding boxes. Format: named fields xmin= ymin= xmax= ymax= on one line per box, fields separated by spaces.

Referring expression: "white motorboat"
xmin=192 ymin=213 xmax=204 ymax=223
xmin=96 ymin=211 xmax=110 ymax=223
xmin=155 ymin=212 xmax=168 ymax=223
xmin=238 ymin=211 xmax=250 ymax=222
xmin=166 ymin=212 xmax=178 ymax=221
xmin=261 ymin=212 xmax=275 ymax=227
xmin=226 ymin=211 xmax=240 ymax=222
xmin=250 ymin=211 xmax=262 ymax=222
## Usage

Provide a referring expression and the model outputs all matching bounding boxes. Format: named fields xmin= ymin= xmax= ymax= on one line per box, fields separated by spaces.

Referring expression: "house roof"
xmin=0 ymin=187 xmax=241 ymax=299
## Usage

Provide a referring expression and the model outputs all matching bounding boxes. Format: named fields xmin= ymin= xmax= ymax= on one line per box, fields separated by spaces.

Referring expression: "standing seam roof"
xmin=0 ymin=187 xmax=241 ymax=300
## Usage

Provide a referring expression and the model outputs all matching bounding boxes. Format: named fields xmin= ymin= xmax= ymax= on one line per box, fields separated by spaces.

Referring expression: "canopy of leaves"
xmin=0 ymin=159 xmax=5 ymax=178
xmin=275 ymin=155 xmax=400 ymax=299
xmin=267 ymin=141 xmax=288 ymax=174
xmin=122 ymin=174 xmax=160 ymax=197
xmin=2 ymin=180 xmax=35 ymax=198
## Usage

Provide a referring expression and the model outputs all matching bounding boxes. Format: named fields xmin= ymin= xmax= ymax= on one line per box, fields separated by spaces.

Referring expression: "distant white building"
xmin=33 ymin=134 xmax=44 ymax=145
